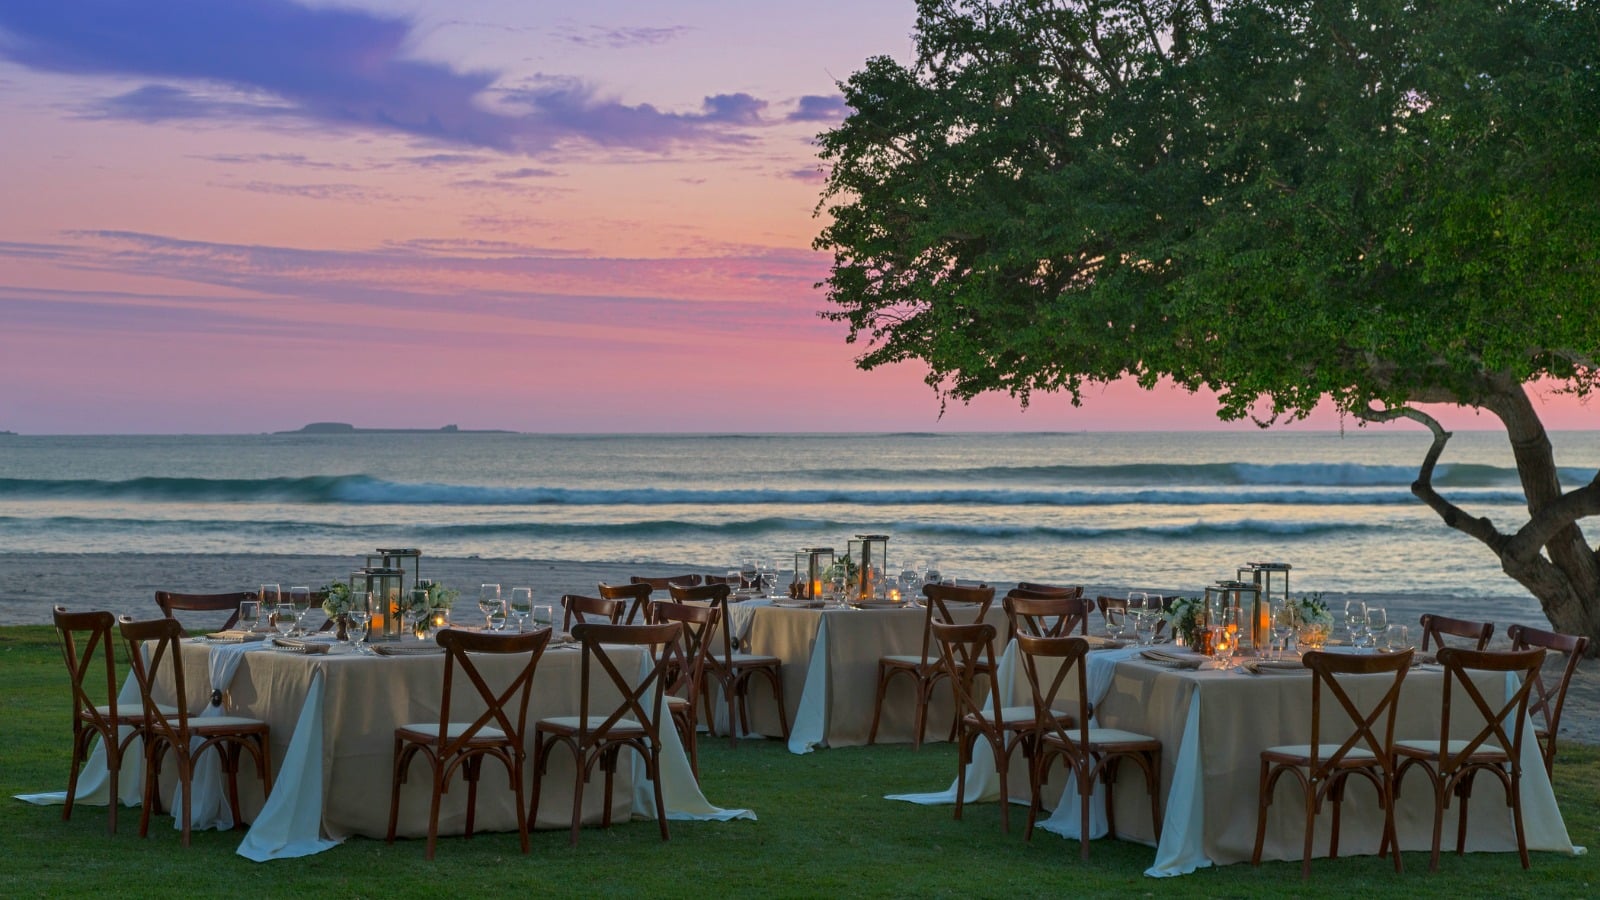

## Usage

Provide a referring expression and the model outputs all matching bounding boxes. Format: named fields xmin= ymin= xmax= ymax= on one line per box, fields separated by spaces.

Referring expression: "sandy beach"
xmin=4 ymin=550 xmax=1594 ymax=746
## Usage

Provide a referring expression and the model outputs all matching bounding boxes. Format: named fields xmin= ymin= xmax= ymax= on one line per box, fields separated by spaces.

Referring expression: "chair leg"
xmin=867 ymin=665 xmax=892 ymax=745
xmin=386 ymin=738 xmax=406 ymax=845
xmin=426 ymin=765 xmax=444 ymax=861
xmin=1510 ymin=771 xmax=1530 ymax=869
xmin=995 ymin=735 xmax=1011 ymax=835
xmin=567 ymin=747 xmax=587 ymax=848
xmin=1301 ymin=779 xmax=1317 ymax=880
xmin=464 ymin=755 xmax=482 ymax=839
xmin=1252 ymin=759 xmax=1271 ymax=867
xmin=651 ymin=747 xmax=670 ymax=842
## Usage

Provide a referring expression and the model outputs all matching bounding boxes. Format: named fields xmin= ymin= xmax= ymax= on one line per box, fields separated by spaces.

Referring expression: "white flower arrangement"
xmin=320 ymin=582 xmax=353 ymax=617
xmin=1290 ymin=592 xmax=1333 ymax=626
xmin=403 ymin=580 xmax=459 ymax=617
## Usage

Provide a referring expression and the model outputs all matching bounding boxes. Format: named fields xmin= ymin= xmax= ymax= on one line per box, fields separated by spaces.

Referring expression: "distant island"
xmin=275 ymin=422 xmax=514 ymax=434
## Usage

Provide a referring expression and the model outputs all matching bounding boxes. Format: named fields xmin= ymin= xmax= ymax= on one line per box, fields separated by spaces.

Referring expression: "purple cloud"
xmin=789 ymin=94 xmax=849 ymax=122
xmin=0 ymin=0 xmax=769 ymax=155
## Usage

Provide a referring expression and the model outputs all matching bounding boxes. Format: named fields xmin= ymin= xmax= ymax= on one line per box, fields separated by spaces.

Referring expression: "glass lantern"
xmin=352 ymin=567 xmax=406 ymax=642
xmin=794 ymin=547 xmax=835 ymax=600
xmin=1204 ymin=580 xmax=1261 ymax=649
xmin=369 ymin=548 xmax=422 ymax=588
xmin=846 ymin=534 xmax=890 ymax=601
xmin=1238 ymin=562 xmax=1290 ymax=652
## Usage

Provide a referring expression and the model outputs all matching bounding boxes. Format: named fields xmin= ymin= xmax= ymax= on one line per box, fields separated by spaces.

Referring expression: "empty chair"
xmin=1015 ymin=582 xmax=1084 ymax=599
xmin=1418 ymin=613 xmax=1493 ymax=652
xmin=931 ymin=621 xmax=1073 ymax=834
xmin=154 ymin=590 xmax=255 ymax=631
xmin=1506 ymin=623 xmax=1591 ymax=777
xmin=649 ymin=601 xmax=721 ymax=780
xmin=1005 ymin=592 xmax=1095 ymax=640
xmin=598 ymin=582 xmax=654 ymax=625
xmin=1392 ymin=646 xmax=1546 ymax=871
xmin=868 ymin=583 xmax=996 ymax=749
xmin=52 ymin=606 xmax=177 ymax=834
xmin=118 ymin=616 xmax=273 ymax=846
xmin=530 ymin=621 xmax=681 ymax=846
xmin=560 ymin=594 xmax=625 ymax=632
xmin=630 ymin=573 xmax=702 ymax=591
xmin=387 ymin=627 xmax=551 ymax=859
xmin=668 ymin=582 xmax=790 ymax=747
xmin=1015 ymin=633 xmax=1162 ymax=857
xmin=1252 ymin=649 xmax=1413 ymax=879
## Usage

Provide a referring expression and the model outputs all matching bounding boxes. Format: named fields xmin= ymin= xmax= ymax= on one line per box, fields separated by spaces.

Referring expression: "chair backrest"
xmin=431 ymin=627 xmax=551 ymax=754
xmin=598 ymin=582 xmax=654 ymax=625
xmin=1015 ymin=582 xmax=1084 ymax=599
xmin=630 ymin=574 xmax=702 ymax=591
xmin=572 ymin=621 xmax=683 ymax=743
xmin=560 ymin=594 xmax=626 ymax=631
xmin=154 ymin=590 xmax=253 ymax=631
xmin=648 ymin=601 xmax=720 ymax=709
xmin=1005 ymin=592 xmax=1094 ymax=639
xmin=1506 ymin=623 xmax=1591 ymax=775
xmin=918 ymin=582 xmax=995 ymax=655
xmin=1301 ymin=649 xmax=1413 ymax=773
xmin=931 ymin=621 xmax=1007 ymax=729
xmin=665 ymin=582 xmax=735 ymax=664
xmin=1418 ymin=613 xmax=1494 ymax=652
xmin=1013 ymin=633 xmax=1093 ymax=745
xmin=53 ymin=606 xmax=122 ymax=732
xmin=1095 ymin=595 xmax=1169 ymax=639
xmin=1430 ymin=646 xmax=1546 ymax=775
xmin=117 ymin=616 xmax=194 ymax=741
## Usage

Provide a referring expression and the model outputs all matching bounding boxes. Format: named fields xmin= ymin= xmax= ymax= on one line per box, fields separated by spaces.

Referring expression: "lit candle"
xmin=812 ymin=579 xmax=823 ymax=600
xmin=887 ymin=588 xmax=901 ymax=604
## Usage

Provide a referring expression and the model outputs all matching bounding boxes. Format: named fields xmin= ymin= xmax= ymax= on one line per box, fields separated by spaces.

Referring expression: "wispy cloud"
xmin=226 ymin=181 xmax=410 ymax=202
xmin=0 ymin=1 xmax=769 ymax=155
xmin=552 ymin=25 xmax=693 ymax=50
xmin=788 ymin=94 xmax=849 ymax=122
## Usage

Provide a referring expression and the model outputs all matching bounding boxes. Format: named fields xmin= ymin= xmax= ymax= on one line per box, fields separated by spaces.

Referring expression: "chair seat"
xmin=665 ymin=695 xmax=690 ymax=709
xmin=720 ymin=652 xmax=782 ymax=668
xmin=187 ymin=715 xmax=269 ymax=732
xmin=880 ymin=653 xmax=936 ymax=667
xmin=397 ymin=722 xmax=508 ymax=742
xmin=92 ymin=702 xmax=180 ymax=718
xmin=538 ymin=715 xmax=645 ymax=735
xmin=982 ymin=705 xmax=1073 ymax=729
xmin=1263 ymin=744 xmax=1380 ymax=764
xmin=1394 ymin=738 xmax=1509 ymax=760
xmin=1046 ymin=726 xmax=1159 ymax=748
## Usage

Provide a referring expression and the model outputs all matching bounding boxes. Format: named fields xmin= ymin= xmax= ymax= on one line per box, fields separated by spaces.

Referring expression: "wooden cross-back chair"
xmin=1252 ymin=649 xmax=1413 ymax=879
xmin=386 ymin=627 xmax=552 ymax=859
xmin=154 ymin=590 xmax=254 ymax=631
xmin=1506 ymin=623 xmax=1590 ymax=778
xmin=868 ymin=582 xmax=996 ymax=749
xmin=598 ymin=582 xmax=654 ymax=625
xmin=530 ymin=621 xmax=682 ymax=846
xmin=649 ymin=600 xmax=721 ymax=780
xmin=1418 ymin=613 xmax=1494 ymax=652
xmin=560 ymin=594 xmax=625 ymax=632
xmin=1005 ymin=592 xmax=1095 ymax=640
xmin=667 ymin=582 xmax=789 ymax=747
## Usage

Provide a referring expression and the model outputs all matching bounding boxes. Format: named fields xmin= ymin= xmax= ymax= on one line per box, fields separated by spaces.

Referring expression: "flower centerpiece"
xmin=1290 ymin=591 xmax=1333 ymax=650
xmin=319 ymin=583 xmax=354 ymax=639
xmin=1160 ymin=596 xmax=1206 ymax=648
xmin=402 ymin=580 xmax=459 ymax=638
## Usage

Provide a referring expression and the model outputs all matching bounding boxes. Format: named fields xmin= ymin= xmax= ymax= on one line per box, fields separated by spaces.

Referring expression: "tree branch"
xmin=1354 ymin=403 xmax=1508 ymax=552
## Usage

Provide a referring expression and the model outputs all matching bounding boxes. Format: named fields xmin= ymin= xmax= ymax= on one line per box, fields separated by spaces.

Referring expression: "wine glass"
xmin=1365 ymin=607 xmax=1388 ymax=651
xmin=1344 ymin=599 xmax=1368 ymax=647
xmin=346 ymin=592 xmax=371 ymax=653
xmin=1220 ymin=606 xmax=1242 ymax=666
xmin=740 ymin=560 xmax=759 ymax=594
xmin=509 ymin=587 xmax=534 ymax=632
xmin=1207 ymin=624 xmax=1233 ymax=668
xmin=727 ymin=569 xmax=745 ymax=595
xmin=237 ymin=600 xmax=260 ymax=633
xmin=922 ymin=560 xmax=942 ymax=586
xmin=760 ymin=568 xmax=779 ymax=598
xmin=260 ymin=583 xmax=281 ymax=618
xmin=830 ymin=566 xmax=851 ymax=609
xmin=288 ymin=586 xmax=311 ymax=636
xmin=1270 ymin=598 xmax=1295 ymax=660
xmin=899 ymin=565 xmax=923 ymax=606
xmin=478 ymin=584 xmax=502 ymax=630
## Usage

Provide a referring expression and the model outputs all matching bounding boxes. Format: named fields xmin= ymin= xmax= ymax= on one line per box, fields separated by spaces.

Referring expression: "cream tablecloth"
xmin=891 ymin=643 xmax=1582 ymax=876
xmin=20 ymin=636 xmax=753 ymax=859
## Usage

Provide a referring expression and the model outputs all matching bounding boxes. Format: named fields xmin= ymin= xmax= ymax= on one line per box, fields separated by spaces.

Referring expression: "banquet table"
xmin=716 ymin=598 xmax=999 ymax=753
xmin=894 ymin=643 xmax=1583 ymax=876
xmin=21 ymin=635 xmax=752 ymax=859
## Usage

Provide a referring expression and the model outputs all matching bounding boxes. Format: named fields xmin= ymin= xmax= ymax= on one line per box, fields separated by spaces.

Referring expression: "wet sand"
xmin=4 ymin=551 xmax=1593 ymax=746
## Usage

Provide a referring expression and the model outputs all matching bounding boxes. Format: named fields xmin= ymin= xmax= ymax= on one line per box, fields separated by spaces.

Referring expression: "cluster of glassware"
xmin=475 ymin=584 xmax=554 ymax=633
xmin=730 ymin=556 xmax=952 ymax=608
xmin=1341 ymin=599 xmax=1409 ymax=652
xmin=1105 ymin=592 xmax=1165 ymax=646
xmin=243 ymin=584 xmax=321 ymax=636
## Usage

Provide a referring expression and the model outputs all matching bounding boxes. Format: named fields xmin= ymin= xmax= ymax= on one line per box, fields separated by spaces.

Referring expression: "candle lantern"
xmin=1204 ymin=580 xmax=1261 ymax=649
xmin=1238 ymin=561 xmax=1291 ymax=652
xmin=847 ymin=534 xmax=891 ymax=601
xmin=351 ymin=567 xmax=406 ymax=642
xmin=794 ymin=547 xmax=835 ymax=600
xmin=369 ymin=547 xmax=422 ymax=588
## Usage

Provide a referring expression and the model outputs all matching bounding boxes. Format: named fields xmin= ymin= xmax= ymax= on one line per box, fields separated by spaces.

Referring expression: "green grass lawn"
xmin=2 ymin=624 xmax=1594 ymax=898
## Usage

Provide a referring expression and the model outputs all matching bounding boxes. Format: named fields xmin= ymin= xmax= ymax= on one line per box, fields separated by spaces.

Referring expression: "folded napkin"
xmin=205 ymin=630 xmax=267 ymax=643
xmin=373 ymin=643 xmax=446 ymax=657
xmin=770 ymin=599 xmax=825 ymax=609
xmin=271 ymin=637 xmax=332 ymax=654
xmin=1139 ymin=648 xmax=1206 ymax=669
xmin=1082 ymin=635 xmax=1128 ymax=650
xmin=850 ymin=600 xmax=910 ymax=610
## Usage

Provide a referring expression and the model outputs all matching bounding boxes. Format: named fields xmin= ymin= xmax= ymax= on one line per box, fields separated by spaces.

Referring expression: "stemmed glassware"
xmin=260 ymin=584 xmax=281 ymax=626
xmin=830 ymin=566 xmax=850 ymax=609
xmin=727 ymin=569 xmax=745 ymax=595
xmin=346 ymin=591 xmax=371 ymax=653
xmin=479 ymin=584 xmax=502 ymax=630
xmin=509 ymin=587 xmax=534 ymax=632
xmin=1364 ymin=606 xmax=1387 ymax=650
xmin=1344 ymin=599 xmax=1368 ymax=648
xmin=760 ymin=566 xmax=779 ymax=598
xmin=237 ymin=600 xmax=260 ymax=633
xmin=740 ymin=560 xmax=759 ymax=595
xmin=1220 ymin=605 xmax=1241 ymax=666
xmin=1270 ymin=598 xmax=1295 ymax=660
xmin=273 ymin=600 xmax=297 ymax=639
xmin=289 ymin=586 xmax=312 ymax=636
xmin=899 ymin=564 xmax=923 ymax=606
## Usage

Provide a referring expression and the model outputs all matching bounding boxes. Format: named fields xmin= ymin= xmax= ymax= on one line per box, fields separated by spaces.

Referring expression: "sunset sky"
xmin=0 ymin=0 xmax=1591 ymax=434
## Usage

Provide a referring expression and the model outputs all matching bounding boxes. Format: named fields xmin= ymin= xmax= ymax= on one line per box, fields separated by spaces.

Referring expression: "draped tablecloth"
xmin=20 ymin=637 xmax=753 ymax=859
xmin=725 ymin=602 xmax=999 ymax=753
xmin=889 ymin=643 xmax=1582 ymax=876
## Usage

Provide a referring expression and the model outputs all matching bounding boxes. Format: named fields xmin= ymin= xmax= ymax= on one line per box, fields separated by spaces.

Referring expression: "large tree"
xmin=815 ymin=0 xmax=1600 ymax=646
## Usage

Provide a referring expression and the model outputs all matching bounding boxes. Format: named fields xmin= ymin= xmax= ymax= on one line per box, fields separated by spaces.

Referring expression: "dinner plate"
xmin=204 ymin=630 xmax=266 ymax=644
xmin=271 ymin=638 xmax=332 ymax=654
xmin=1138 ymin=649 xmax=1206 ymax=669
xmin=770 ymin=599 xmax=825 ymax=609
xmin=372 ymin=643 xmax=445 ymax=657
xmin=1242 ymin=658 xmax=1309 ymax=674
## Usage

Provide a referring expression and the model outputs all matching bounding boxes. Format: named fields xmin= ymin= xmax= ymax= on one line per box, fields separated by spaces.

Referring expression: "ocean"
xmin=2 ymin=430 xmax=1594 ymax=617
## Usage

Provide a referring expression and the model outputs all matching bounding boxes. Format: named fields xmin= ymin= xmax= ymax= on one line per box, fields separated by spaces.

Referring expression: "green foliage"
xmin=815 ymin=0 xmax=1600 ymax=421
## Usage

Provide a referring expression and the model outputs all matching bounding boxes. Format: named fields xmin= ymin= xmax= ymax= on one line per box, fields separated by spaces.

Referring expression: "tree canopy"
xmin=815 ymin=0 xmax=1600 ymax=641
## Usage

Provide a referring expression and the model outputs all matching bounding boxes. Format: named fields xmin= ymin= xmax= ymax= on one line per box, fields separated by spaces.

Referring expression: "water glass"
xmin=532 ymin=603 xmax=554 ymax=630
xmin=1385 ymin=624 xmax=1410 ymax=653
xmin=478 ymin=584 xmax=502 ymax=629
xmin=509 ymin=587 xmax=534 ymax=631
xmin=274 ymin=601 xmax=296 ymax=637
xmin=1365 ymin=607 xmax=1388 ymax=650
xmin=260 ymin=583 xmax=282 ymax=612
xmin=1344 ymin=599 xmax=1368 ymax=647
xmin=1207 ymin=625 xmax=1233 ymax=668
xmin=346 ymin=593 xmax=372 ymax=652
xmin=1269 ymin=598 xmax=1294 ymax=660
xmin=727 ymin=569 xmax=745 ymax=594
xmin=237 ymin=600 xmax=260 ymax=632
